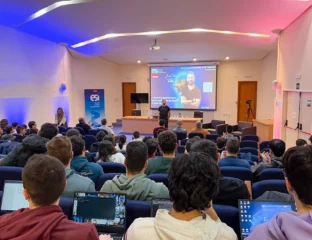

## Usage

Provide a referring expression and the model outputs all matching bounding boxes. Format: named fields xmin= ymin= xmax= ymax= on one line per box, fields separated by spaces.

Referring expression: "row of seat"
xmin=58 ymin=126 xmax=108 ymax=137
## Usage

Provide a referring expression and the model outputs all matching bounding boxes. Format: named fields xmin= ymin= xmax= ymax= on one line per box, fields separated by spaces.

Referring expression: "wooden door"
xmin=237 ymin=81 xmax=257 ymax=122
xmin=122 ymin=82 xmax=136 ymax=117
xmin=285 ymin=92 xmax=300 ymax=148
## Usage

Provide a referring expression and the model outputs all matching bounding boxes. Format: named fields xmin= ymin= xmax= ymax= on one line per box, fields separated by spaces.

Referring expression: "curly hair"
xmin=169 ymin=152 xmax=220 ymax=212
xmin=158 ymin=130 xmax=177 ymax=154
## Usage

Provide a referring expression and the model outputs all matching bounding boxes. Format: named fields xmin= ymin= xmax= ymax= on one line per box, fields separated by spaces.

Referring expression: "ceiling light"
xmin=193 ymin=58 xmax=197 ymax=62
xmin=137 ymin=60 xmax=141 ymax=64
xmin=224 ymin=31 xmax=233 ymax=34
xmin=225 ymin=56 xmax=230 ymax=60
xmin=14 ymin=0 xmax=94 ymax=27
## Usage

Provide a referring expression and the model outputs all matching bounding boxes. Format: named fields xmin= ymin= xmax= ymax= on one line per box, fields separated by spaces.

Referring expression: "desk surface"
xmin=122 ymin=116 xmax=203 ymax=122
xmin=253 ymin=119 xmax=274 ymax=125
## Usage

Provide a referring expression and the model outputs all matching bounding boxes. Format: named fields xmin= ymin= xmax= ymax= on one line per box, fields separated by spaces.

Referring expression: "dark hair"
xmin=98 ymin=140 xmax=117 ymax=162
xmin=29 ymin=128 xmax=38 ymax=135
xmin=23 ymin=154 xmax=66 ymax=206
xmin=118 ymin=135 xmax=127 ymax=150
xmin=70 ymin=135 xmax=85 ymax=156
xmin=309 ymin=136 xmax=312 ymax=144
xmin=216 ymin=137 xmax=226 ymax=149
xmin=0 ymin=119 xmax=9 ymax=130
xmin=28 ymin=121 xmax=36 ymax=129
xmin=4 ymin=126 xmax=13 ymax=135
xmin=142 ymin=136 xmax=153 ymax=143
xmin=226 ymin=125 xmax=233 ymax=134
xmin=12 ymin=122 xmax=19 ymax=128
xmin=47 ymin=136 xmax=72 ymax=166
xmin=159 ymin=119 xmax=165 ymax=127
xmin=22 ymin=124 xmax=27 ymax=129
xmin=101 ymin=118 xmax=107 ymax=126
xmin=78 ymin=118 xmax=85 ymax=124
xmin=270 ymin=139 xmax=286 ymax=157
xmin=190 ymin=139 xmax=218 ymax=161
xmin=226 ymin=137 xmax=240 ymax=155
xmin=103 ymin=135 xmax=115 ymax=145
xmin=283 ymin=146 xmax=312 ymax=205
xmin=145 ymin=138 xmax=158 ymax=156
xmin=126 ymin=141 xmax=148 ymax=173
xmin=66 ymin=129 xmax=81 ymax=138
xmin=133 ymin=131 xmax=140 ymax=139
xmin=158 ymin=130 xmax=177 ymax=154
xmin=185 ymin=136 xmax=201 ymax=152
xmin=296 ymin=139 xmax=307 ymax=147
xmin=16 ymin=126 xmax=25 ymax=134
xmin=39 ymin=123 xmax=58 ymax=140
xmin=96 ymin=130 xmax=106 ymax=142
xmin=169 ymin=153 xmax=220 ymax=212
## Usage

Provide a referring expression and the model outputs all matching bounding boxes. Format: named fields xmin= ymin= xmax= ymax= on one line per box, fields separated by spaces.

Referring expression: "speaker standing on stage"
xmin=158 ymin=99 xmax=170 ymax=128
xmin=55 ymin=107 xmax=67 ymax=128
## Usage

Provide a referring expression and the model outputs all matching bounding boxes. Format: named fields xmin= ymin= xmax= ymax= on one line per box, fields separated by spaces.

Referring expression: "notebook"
xmin=73 ymin=192 xmax=126 ymax=240
xmin=150 ymin=198 xmax=173 ymax=217
xmin=1 ymin=181 xmax=28 ymax=213
xmin=238 ymin=199 xmax=296 ymax=239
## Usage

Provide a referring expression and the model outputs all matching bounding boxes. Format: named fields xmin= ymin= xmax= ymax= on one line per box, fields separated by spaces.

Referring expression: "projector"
xmin=149 ymin=39 xmax=160 ymax=51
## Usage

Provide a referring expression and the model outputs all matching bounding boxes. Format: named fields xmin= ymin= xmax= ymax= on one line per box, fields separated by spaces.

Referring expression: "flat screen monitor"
xmin=131 ymin=93 xmax=149 ymax=104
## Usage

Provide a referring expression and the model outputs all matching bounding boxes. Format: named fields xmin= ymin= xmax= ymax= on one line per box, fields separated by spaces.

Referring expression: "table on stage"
xmin=252 ymin=119 xmax=274 ymax=141
xmin=122 ymin=116 xmax=203 ymax=134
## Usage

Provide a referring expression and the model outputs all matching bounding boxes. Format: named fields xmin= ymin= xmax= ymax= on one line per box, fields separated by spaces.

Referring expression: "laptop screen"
xmin=73 ymin=192 xmax=126 ymax=233
xmin=239 ymin=200 xmax=296 ymax=239
xmin=151 ymin=198 xmax=173 ymax=217
xmin=1 ymin=181 xmax=28 ymax=212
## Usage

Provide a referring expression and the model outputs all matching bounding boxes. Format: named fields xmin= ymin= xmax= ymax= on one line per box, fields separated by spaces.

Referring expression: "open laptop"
xmin=73 ymin=192 xmax=126 ymax=240
xmin=1 ymin=181 xmax=28 ymax=213
xmin=238 ymin=199 xmax=296 ymax=239
xmin=150 ymin=198 xmax=173 ymax=217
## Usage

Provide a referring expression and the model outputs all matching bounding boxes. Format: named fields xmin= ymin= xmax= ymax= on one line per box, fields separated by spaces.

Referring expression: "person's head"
xmin=296 ymin=139 xmax=307 ymax=147
xmin=4 ymin=126 xmax=13 ymax=135
xmin=190 ymin=139 xmax=218 ymax=161
xmin=158 ymin=130 xmax=177 ymax=155
xmin=125 ymin=141 xmax=148 ymax=174
xmin=133 ymin=131 xmax=140 ymax=139
xmin=269 ymin=139 xmax=286 ymax=157
xmin=28 ymin=121 xmax=37 ymax=129
xmin=226 ymin=137 xmax=240 ymax=155
xmin=96 ymin=130 xmax=106 ymax=142
xmin=185 ymin=136 xmax=201 ymax=153
xmin=101 ymin=118 xmax=107 ymax=126
xmin=169 ymin=153 xmax=220 ymax=213
xmin=29 ymin=128 xmax=38 ymax=135
xmin=195 ymin=121 xmax=202 ymax=129
xmin=142 ymin=136 xmax=153 ymax=143
xmin=17 ymin=126 xmax=26 ymax=136
xmin=12 ymin=122 xmax=19 ymax=129
xmin=78 ymin=117 xmax=86 ymax=124
xmin=162 ymin=99 xmax=167 ymax=106
xmin=103 ymin=134 xmax=115 ymax=145
xmin=47 ymin=136 xmax=73 ymax=167
xmin=118 ymin=135 xmax=127 ymax=149
xmin=70 ymin=135 xmax=85 ymax=157
xmin=98 ymin=140 xmax=117 ymax=162
xmin=0 ymin=119 xmax=9 ymax=130
xmin=177 ymin=120 xmax=183 ymax=127
xmin=283 ymin=146 xmax=312 ymax=207
xmin=39 ymin=123 xmax=58 ymax=140
xmin=226 ymin=125 xmax=233 ymax=134
xmin=66 ymin=129 xmax=81 ymax=138
xmin=186 ymin=71 xmax=195 ymax=86
xmin=216 ymin=137 xmax=226 ymax=149
xmin=145 ymin=138 xmax=159 ymax=157
xmin=159 ymin=119 xmax=165 ymax=127
xmin=56 ymin=107 xmax=64 ymax=116
xmin=22 ymin=124 xmax=27 ymax=129
xmin=22 ymin=154 xmax=66 ymax=207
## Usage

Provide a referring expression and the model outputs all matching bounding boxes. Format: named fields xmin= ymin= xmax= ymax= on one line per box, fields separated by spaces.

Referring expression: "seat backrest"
xmin=0 ymin=167 xmax=23 ymax=191
xmin=84 ymin=135 xmax=97 ymax=151
xmin=180 ymin=139 xmax=188 ymax=146
xmin=260 ymin=141 xmax=270 ymax=151
xmin=174 ymin=131 xmax=187 ymax=141
xmin=220 ymin=167 xmax=253 ymax=181
xmin=74 ymin=127 xmax=85 ymax=135
xmin=193 ymin=111 xmax=203 ymax=118
xmin=252 ymin=180 xmax=287 ymax=199
xmin=126 ymin=200 xmax=152 ymax=228
xmin=211 ymin=120 xmax=226 ymax=129
xmin=188 ymin=132 xmax=204 ymax=139
xmin=237 ymin=122 xmax=252 ymax=131
xmin=98 ymin=162 xmax=126 ymax=174
xmin=147 ymin=174 xmax=169 ymax=187
xmin=242 ymin=135 xmax=259 ymax=142
xmin=206 ymin=134 xmax=220 ymax=142
xmin=95 ymin=173 xmax=121 ymax=191
xmin=240 ymin=140 xmax=258 ymax=149
xmin=60 ymin=196 xmax=73 ymax=220
xmin=258 ymin=168 xmax=284 ymax=181
xmin=177 ymin=145 xmax=185 ymax=154
xmin=214 ymin=204 xmax=240 ymax=238
xmin=87 ymin=129 xmax=98 ymax=136
xmin=240 ymin=147 xmax=258 ymax=156
xmin=58 ymin=126 xmax=67 ymax=133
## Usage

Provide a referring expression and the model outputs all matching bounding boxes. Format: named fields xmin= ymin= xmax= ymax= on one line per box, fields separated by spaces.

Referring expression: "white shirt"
xmin=108 ymin=153 xmax=125 ymax=164
xmin=99 ymin=125 xmax=114 ymax=135
xmin=116 ymin=144 xmax=127 ymax=152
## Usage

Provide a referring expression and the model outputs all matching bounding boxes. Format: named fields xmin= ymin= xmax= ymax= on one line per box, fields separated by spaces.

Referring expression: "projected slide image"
xmin=150 ymin=65 xmax=217 ymax=110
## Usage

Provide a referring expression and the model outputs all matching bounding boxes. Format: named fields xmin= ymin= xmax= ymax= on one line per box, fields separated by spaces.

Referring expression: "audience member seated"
xmin=0 ymin=118 xmax=9 ymax=130
xmin=0 ymin=123 xmax=58 ymax=167
xmin=99 ymin=118 xmax=114 ymax=135
xmin=190 ymin=121 xmax=210 ymax=138
xmin=218 ymin=137 xmax=251 ymax=169
xmin=185 ymin=136 xmax=201 ymax=153
xmin=70 ymin=135 xmax=103 ymax=183
xmin=98 ymin=140 xmax=125 ymax=164
xmin=89 ymin=130 xmax=106 ymax=153
xmin=13 ymin=126 xmax=26 ymax=143
xmin=256 ymin=191 xmax=293 ymax=201
xmin=132 ymin=131 xmax=142 ymax=141
xmin=142 ymin=136 xmax=152 ymax=142
xmin=1 ymin=126 xmax=15 ymax=141
xmin=127 ymin=152 xmax=236 ymax=240
xmin=0 ymin=154 xmax=99 ymax=239
xmin=296 ymin=139 xmax=307 ymax=147
xmin=247 ymin=146 xmax=312 ymax=239
xmin=116 ymin=135 xmax=127 ymax=152
xmin=172 ymin=120 xmax=187 ymax=135
xmin=145 ymin=131 xmax=177 ymax=175
xmin=153 ymin=119 xmax=168 ymax=134
xmin=223 ymin=125 xmax=234 ymax=140
xmin=190 ymin=140 xmax=250 ymax=207
xmin=145 ymin=138 xmax=158 ymax=159
xmin=29 ymin=128 xmax=38 ymax=135
xmin=12 ymin=122 xmax=19 ymax=134
xmin=251 ymin=139 xmax=285 ymax=181
xmin=0 ymin=127 xmax=3 ymax=138
xmin=47 ymin=136 xmax=95 ymax=197
xmin=216 ymin=137 xmax=226 ymax=154
xmin=26 ymin=121 xmax=37 ymax=135
xmin=76 ymin=117 xmax=91 ymax=134
xmin=101 ymin=141 xmax=169 ymax=201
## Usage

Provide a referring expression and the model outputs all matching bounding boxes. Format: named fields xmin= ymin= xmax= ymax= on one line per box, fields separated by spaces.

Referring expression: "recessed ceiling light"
xmin=137 ymin=60 xmax=141 ymax=64
xmin=225 ymin=56 xmax=230 ymax=60
xmin=193 ymin=58 xmax=197 ymax=62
